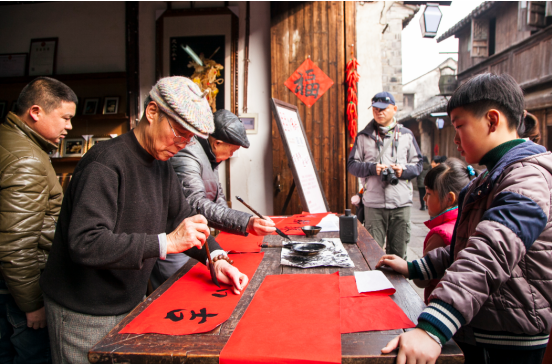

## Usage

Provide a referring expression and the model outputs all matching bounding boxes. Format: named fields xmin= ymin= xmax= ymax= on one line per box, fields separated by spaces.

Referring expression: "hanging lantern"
xmin=419 ymin=3 xmax=443 ymax=38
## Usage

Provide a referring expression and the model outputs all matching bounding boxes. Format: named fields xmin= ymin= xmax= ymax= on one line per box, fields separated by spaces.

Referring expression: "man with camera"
xmin=347 ymin=92 xmax=422 ymax=259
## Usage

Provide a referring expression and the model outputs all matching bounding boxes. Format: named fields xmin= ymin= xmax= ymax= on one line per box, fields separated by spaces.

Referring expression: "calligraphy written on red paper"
xmin=284 ymin=58 xmax=334 ymax=108
xmin=119 ymin=253 xmax=264 ymax=335
xmin=274 ymin=212 xmax=332 ymax=235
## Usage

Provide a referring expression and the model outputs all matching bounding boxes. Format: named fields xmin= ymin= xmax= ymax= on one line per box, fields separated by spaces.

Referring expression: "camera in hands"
xmin=381 ymin=167 xmax=399 ymax=186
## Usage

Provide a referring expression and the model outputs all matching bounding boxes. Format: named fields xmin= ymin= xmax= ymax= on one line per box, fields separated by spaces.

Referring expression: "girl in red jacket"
xmin=413 ymin=158 xmax=477 ymax=303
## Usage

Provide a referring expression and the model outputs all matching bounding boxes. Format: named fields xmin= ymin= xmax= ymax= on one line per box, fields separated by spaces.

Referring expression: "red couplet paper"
xmin=274 ymin=212 xmax=331 ymax=235
xmin=340 ymin=296 xmax=415 ymax=334
xmin=216 ymin=231 xmax=264 ymax=253
xmin=119 ymin=253 xmax=264 ymax=335
xmin=220 ymin=273 xmax=341 ymax=364
xmin=339 ymin=275 xmax=395 ymax=297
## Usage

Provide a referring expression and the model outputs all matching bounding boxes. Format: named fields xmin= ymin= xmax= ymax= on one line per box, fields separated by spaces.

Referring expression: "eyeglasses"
xmin=372 ymin=97 xmax=391 ymax=104
xmin=167 ymin=118 xmax=196 ymax=146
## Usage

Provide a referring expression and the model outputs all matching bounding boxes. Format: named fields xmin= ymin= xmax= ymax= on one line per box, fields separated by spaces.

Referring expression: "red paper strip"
xmin=119 ymin=253 xmax=264 ymax=335
xmin=340 ymin=296 xmax=415 ymax=334
xmin=339 ymin=276 xmax=395 ymax=297
xmin=216 ymin=231 xmax=263 ymax=253
xmin=220 ymin=273 xmax=341 ymax=364
xmin=274 ymin=212 xmax=331 ymax=236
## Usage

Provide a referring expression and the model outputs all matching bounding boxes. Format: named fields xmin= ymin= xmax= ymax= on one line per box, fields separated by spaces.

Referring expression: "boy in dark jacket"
xmin=376 ymin=73 xmax=551 ymax=364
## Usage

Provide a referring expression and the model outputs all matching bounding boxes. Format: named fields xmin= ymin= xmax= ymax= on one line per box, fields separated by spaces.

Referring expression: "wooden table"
xmin=89 ymin=222 xmax=464 ymax=363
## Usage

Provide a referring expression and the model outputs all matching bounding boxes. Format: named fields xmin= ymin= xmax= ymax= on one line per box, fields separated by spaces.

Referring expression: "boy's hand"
xmin=381 ymin=328 xmax=441 ymax=364
xmin=376 ymin=254 xmax=409 ymax=278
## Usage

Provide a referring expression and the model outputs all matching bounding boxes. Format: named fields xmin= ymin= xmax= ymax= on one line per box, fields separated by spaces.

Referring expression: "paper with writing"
xmin=118 ymin=253 xmax=264 ymax=335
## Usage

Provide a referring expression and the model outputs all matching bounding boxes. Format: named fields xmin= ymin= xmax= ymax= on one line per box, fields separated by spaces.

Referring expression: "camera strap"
xmin=375 ymin=125 xmax=400 ymax=163
xmin=375 ymin=138 xmax=393 ymax=164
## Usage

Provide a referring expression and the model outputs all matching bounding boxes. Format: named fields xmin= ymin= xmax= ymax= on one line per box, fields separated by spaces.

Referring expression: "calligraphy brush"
xmin=195 ymin=208 xmax=220 ymax=287
xmin=235 ymin=196 xmax=292 ymax=242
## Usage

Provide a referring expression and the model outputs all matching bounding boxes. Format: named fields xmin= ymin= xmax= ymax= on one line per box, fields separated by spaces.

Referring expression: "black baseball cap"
xmin=211 ymin=109 xmax=250 ymax=148
xmin=371 ymin=92 xmax=396 ymax=109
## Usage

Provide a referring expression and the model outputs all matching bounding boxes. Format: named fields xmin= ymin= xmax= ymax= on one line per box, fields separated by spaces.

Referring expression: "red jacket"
xmin=422 ymin=207 xmax=458 ymax=303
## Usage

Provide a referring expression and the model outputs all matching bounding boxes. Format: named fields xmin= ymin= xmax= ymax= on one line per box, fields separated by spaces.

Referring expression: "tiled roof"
xmin=436 ymin=1 xmax=497 ymax=43
xmin=397 ymin=96 xmax=448 ymax=123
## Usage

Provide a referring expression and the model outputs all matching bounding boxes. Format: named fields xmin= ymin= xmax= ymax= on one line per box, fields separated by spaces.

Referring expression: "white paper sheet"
xmin=354 ymin=270 xmax=395 ymax=293
xmin=318 ymin=214 xmax=339 ymax=232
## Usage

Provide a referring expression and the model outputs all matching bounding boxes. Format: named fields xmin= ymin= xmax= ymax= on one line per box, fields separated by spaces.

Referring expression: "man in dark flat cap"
xmin=40 ymin=77 xmax=248 ymax=363
xmin=150 ymin=109 xmax=276 ymax=289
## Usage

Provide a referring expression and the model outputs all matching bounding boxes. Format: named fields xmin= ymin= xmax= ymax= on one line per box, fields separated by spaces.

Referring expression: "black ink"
xmin=190 ymin=308 xmax=218 ymax=324
xmin=212 ymin=289 xmax=228 ymax=298
xmin=294 ymin=72 xmax=304 ymax=95
xmin=305 ymin=83 xmax=320 ymax=98
xmin=165 ymin=309 xmax=186 ymax=322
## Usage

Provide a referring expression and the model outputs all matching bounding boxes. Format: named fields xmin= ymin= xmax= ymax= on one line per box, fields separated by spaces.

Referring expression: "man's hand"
xmin=246 ymin=217 xmax=277 ymax=236
xmin=381 ymin=328 xmax=441 ymax=364
xmin=213 ymin=260 xmax=249 ymax=294
xmin=167 ymin=215 xmax=210 ymax=254
xmin=376 ymin=254 xmax=409 ymax=278
xmin=390 ymin=164 xmax=403 ymax=178
xmin=26 ymin=307 xmax=47 ymax=329
xmin=376 ymin=163 xmax=388 ymax=176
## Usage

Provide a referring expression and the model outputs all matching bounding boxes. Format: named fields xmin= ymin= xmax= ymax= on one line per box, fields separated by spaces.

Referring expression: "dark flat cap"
xmin=211 ymin=109 xmax=250 ymax=148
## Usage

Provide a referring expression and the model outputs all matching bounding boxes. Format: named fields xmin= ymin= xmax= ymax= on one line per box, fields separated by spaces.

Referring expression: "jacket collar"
xmin=424 ymin=207 xmax=458 ymax=230
xmin=198 ymin=137 xmax=221 ymax=169
xmin=487 ymin=140 xmax=546 ymax=181
xmin=467 ymin=140 xmax=547 ymax=204
xmin=358 ymin=118 xmax=402 ymax=141
xmin=5 ymin=112 xmax=58 ymax=154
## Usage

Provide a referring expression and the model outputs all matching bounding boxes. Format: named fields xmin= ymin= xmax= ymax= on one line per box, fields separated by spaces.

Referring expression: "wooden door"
xmin=270 ymin=1 xmax=356 ymax=215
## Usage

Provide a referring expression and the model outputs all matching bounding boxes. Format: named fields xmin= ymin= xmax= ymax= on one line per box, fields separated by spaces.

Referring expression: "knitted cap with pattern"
xmin=149 ymin=76 xmax=214 ymax=139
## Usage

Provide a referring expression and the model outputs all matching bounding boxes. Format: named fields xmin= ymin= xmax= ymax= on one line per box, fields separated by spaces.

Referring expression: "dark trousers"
xmin=456 ymin=341 xmax=546 ymax=364
xmin=0 ymin=280 xmax=51 ymax=364
xmin=364 ymin=206 xmax=410 ymax=259
xmin=418 ymin=187 xmax=426 ymax=208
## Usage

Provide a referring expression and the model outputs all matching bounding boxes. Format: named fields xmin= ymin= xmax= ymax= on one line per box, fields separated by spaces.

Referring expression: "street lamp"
xmin=419 ymin=3 xmax=443 ymax=38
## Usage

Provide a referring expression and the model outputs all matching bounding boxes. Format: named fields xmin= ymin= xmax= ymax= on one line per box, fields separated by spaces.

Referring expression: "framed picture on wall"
xmin=156 ymin=8 xmax=238 ymax=113
xmin=102 ymin=97 xmax=119 ymax=115
xmin=0 ymin=53 xmax=28 ymax=77
xmin=240 ymin=113 xmax=258 ymax=134
xmin=88 ymin=136 xmax=111 ymax=150
xmin=61 ymin=138 xmax=86 ymax=157
xmin=28 ymin=38 xmax=58 ymax=76
xmin=82 ymin=98 xmax=99 ymax=115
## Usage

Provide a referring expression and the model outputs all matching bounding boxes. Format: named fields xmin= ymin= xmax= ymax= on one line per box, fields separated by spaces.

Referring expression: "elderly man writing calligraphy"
xmin=40 ymin=77 xmax=247 ymax=363
xmin=151 ymin=109 xmax=276 ymax=288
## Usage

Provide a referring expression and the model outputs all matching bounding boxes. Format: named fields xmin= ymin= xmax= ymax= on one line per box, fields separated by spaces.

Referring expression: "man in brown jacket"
xmin=0 ymin=77 xmax=77 ymax=363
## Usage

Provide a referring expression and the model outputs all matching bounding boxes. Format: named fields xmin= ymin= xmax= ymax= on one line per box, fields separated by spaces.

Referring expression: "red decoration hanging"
xmin=346 ymin=45 xmax=360 ymax=150
xmin=285 ymin=58 xmax=334 ymax=108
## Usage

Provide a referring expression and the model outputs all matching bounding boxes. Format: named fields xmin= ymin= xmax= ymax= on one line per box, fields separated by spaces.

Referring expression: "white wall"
xmin=0 ymin=2 xmax=125 ymax=74
xmin=356 ymin=2 xmax=385 ymax=132
xmin=138 ymin=1 xmax=274 ymax=216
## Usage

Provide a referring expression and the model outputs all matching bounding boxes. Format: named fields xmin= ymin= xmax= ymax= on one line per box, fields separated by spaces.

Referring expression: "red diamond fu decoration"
xmin=285 ymin=58 xmax=334 ymax=108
